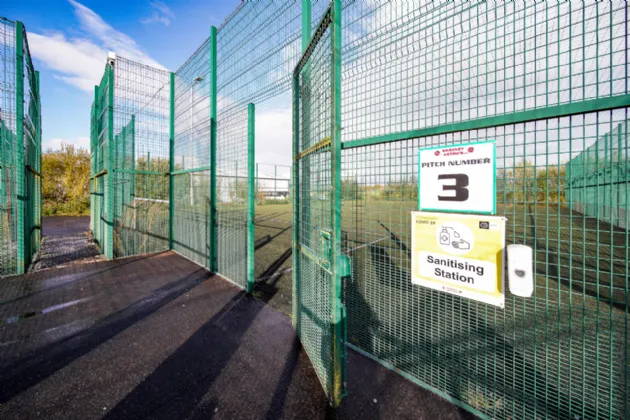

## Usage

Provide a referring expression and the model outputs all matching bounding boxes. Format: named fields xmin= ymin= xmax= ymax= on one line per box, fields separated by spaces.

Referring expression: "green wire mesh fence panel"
xmin=255 ymin=164 xmax=291 ymax=205
xmin=0 ymin=18 xmax=40 ymax=276
xmin=93 ymin=175 xmax=105 ymax=249
xmin=90 ymin=99 xmax=95 ymax=233
xmin=293 ymin=4 xmax=346 ymax=405
xmin=566 ymin=120 xmax=629 ymax=230
xmin=90 ymin=66 xmax=112 ymax=255
xmin=210 ymin=1 xmax=302 ymax=287
xmin=22 ymin=27 xmax=41 ymax=270
xmin=214 ymin=95 xmax=247 ymax=287
xmin=111 ymin=56 xmax=170 ymax=258
xmin=0 ymin=20 xmax=14 ymax=270
xmin=0 ymin=18 xmax=18 ymax=276
xmin=89 ymin=177 xmax=94 ymax=232
xmin=173 ymin=39 xmax=211 ymax=268
xmin=172 ymin=2 xmax=303 ymax=283
xmin=338 ymin=2 xmax=629 ymax=419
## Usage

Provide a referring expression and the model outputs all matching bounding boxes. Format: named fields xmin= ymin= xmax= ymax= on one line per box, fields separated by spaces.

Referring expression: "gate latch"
xmin=320 ymin=229 xmax=352 ymax=278
xmin=336 ymin=254 xmax=352 ymax=279
xmin=320 ymin=229 xmax=332 ymax=270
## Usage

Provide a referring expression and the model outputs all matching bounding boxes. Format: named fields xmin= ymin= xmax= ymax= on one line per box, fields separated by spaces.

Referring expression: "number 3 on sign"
xmin=418 ymin=141 xmax=496 ymax=214
xmin=437 ymin=174 xmax=469 ymax=202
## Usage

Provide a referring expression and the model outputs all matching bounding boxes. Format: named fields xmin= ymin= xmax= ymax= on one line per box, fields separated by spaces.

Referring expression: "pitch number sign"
xmin=418 ymin=140 xmax=496 ymax=214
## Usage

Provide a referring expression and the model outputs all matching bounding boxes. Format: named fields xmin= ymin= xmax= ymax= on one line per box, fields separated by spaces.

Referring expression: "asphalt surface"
xmin=0 ymin=251 xmax=475 ymax=420
xmin=41 ymin=216 xmax=91 ymax=236
xmin=29 ymin=217 xmax=101 ymax=272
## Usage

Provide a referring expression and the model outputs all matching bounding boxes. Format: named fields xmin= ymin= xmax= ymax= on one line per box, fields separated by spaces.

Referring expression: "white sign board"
xmin=418 ymin=140 xmax=496 ymax=214
xmin=411 ymin=211 xmax=506 ymax=308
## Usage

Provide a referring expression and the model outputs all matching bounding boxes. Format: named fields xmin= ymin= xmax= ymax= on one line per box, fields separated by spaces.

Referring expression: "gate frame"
xmin=292 ymin=0 xmax=347 ymax=407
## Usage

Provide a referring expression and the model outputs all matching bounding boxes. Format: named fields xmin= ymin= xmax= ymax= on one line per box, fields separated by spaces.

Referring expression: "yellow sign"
xmin=411 ymin=211 xmax=506 ymax=307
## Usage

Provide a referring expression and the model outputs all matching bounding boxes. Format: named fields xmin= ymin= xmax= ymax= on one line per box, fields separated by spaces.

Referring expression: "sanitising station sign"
xmin=418 ymin=140 xmax=496 ymax=214
xmin=411 ymin=211 xmax=506 ymax=307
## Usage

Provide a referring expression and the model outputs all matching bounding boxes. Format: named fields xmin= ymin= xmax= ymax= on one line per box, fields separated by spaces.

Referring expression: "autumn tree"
xmin=42 ymin=143 xmax=90 ymax=215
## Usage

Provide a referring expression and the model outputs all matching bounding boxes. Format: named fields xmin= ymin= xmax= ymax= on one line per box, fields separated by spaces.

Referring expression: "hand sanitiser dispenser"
xmin=507 ymin=244 xmax=534 ymax=297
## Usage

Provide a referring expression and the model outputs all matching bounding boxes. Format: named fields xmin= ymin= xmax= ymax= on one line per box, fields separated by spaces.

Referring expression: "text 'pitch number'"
xmin=437 ymin=174 xmax=469 ymax=202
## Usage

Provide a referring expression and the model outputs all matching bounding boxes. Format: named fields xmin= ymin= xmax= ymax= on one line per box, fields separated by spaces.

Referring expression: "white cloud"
xmin=140 ymin=1 xmax=175 ymax=26
xmin=27 ymin=0 xmax=164 ymax=93
xmin=140 ymin=13 xmax=170 ymax=27
xmin=44 ymin=137 xmax=90 ymax=151
xmin=256 ymin=108 xmax=292 ymax=167
xmin=68 ymin=0 xmax=164 ymax=69
xmin=28 ymin=32 xmax=104 ymax=93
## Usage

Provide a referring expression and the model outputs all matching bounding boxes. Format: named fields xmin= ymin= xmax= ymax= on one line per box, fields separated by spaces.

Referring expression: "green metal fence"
xmin=88 ymin=2 xmax=630 ymax=418
xmin=333 ymin=2 xmax=629 ymax=418
xmin=171 ymin=38 xmax=211 ymax=268
xmin=566 ymin=120 xmax=629 ymax=230
xmin=171 ymin=1 xmax=303 ymax=291
xmin=0 ymin=17 xmax=42 ymax=276
xmin=91 ymin=63 xmax=112 ymax=257
xmin=90 ymin=54 xmax=171 ymax=259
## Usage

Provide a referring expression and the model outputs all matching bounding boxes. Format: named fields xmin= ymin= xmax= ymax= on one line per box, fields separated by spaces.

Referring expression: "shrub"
xmin=42 ymin=143 xmax=90 ymax=216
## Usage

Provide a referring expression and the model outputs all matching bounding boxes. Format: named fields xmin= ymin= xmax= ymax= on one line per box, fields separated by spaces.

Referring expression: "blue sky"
xmin=5 ymin=0 xmax=241 ymax=151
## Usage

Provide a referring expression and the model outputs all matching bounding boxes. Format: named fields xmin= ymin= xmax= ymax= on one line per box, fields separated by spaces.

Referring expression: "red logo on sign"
xmin=468 ymin=147 xmax=474 ymax=153
xmin=434 ymin=151 xmax=440 ymax=156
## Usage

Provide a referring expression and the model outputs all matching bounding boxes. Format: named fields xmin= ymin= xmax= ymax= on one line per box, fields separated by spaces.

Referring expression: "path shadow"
xmin=254 ymin=248 xmax=292 ymax=305
xmin=368 ymin=244 xmax=407 ymax=291
xmin=102 ymin=291 xmax=264 ymax=420
xmin=263 ymin=336 xmax=301 ymax=420
xmin=378 ymin=220 xmax=410 ymax=257
xmin=0 ymin=266 xmax=210 ymax=403
xmin=254 ymin=224 xmax=292 ymax=252
xmin=255 ymin=235 xmax=272 ymax=250
xmin=1 ymin=253 xmax=161 ymax=307
xmin=257 ymin=248 xmax=292 ymax=285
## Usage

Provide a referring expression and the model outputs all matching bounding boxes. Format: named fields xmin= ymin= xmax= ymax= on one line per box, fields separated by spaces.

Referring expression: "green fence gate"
xmin=0 ymin=17 xmax=42 ymax=276
xmin=293 ymin=0 xmax=347 ymax=405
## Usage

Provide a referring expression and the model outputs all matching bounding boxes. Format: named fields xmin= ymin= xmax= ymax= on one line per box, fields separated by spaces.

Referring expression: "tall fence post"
xmin=15 ymin=21 xmax=25 ymax=274
xmin=169 ymin=72 xmax=175 ymax=249
xmin=209 ymin=26 xmax=218 ymax=273
xmin=106 ymin=61 xmax=115 ymax=259
xmin=247 ymin=103 xmax=255 ymax=292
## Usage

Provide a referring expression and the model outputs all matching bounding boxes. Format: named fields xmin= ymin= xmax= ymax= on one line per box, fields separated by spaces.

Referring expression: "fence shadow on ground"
xmin=252 ymin=205 xmax=293 ymax=313
xmin=102 ymin=291 xmax=261 ymax=420
xmin=0 ymin=261 xmax=209 ymax=403
xmin=103 ymin=288 xmax=329 ymax=420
